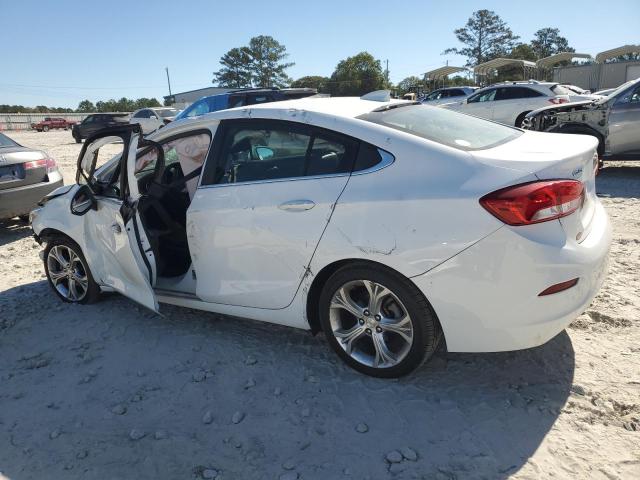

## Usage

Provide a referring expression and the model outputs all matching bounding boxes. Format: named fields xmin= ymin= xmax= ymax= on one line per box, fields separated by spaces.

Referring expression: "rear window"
xmin=359 ymin=105 xmax=522 ymax=151
xmin=0 ymin=133 xmax=18 ymax=147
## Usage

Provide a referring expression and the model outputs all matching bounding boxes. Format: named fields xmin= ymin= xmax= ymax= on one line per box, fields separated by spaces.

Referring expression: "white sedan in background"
xmin=30 ymin=95 xmax=610 ymax=377
xmin=130 ymin=107 xmax=180 ymax=134
xmin=442 ymin=81 xmax=594 ymax=126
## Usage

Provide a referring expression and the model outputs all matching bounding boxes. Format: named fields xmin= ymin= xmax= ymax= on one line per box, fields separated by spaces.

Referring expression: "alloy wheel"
xmin=328 ymin=280 xmax=414 ymax=368
xmin=46 ymin=245 xmax=89 ymax=302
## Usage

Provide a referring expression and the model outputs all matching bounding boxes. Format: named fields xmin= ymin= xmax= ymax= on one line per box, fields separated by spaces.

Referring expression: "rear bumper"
xmin=0 ymin=174 xmax=64 ymax=219
xmin=412 ymin=201 xmax=611 ymax=352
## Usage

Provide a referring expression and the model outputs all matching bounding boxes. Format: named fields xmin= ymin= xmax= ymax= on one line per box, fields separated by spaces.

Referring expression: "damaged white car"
xmin=31 ymin=96 xmax=611 ymax=377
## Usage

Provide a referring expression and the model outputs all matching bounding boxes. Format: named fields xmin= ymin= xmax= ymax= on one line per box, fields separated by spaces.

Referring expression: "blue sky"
xmin=1 ymin=0 xmax=638 ymax=107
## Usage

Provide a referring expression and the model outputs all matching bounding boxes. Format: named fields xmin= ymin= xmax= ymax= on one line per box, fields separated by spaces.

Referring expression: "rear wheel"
xmin=43 ymin=125 xmax=49 ymax=132
xmin=44 ymin=237 xmax=100 ymax=304
xmin=319 ymin=264 xmax=441 ymax=378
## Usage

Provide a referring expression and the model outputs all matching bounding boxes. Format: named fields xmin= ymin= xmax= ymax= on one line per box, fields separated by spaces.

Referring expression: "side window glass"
xmin=469 ymin=89 xmax=496 ymax=103
xmin=228 ymin=95 xmax=245 ymax=108
xmin=353 ymin=143 xmax=385 ymax=172
xmin=628 ymin=85 xmax=640 ymax=103
xmin=494 ymin=88 xmax=512 ymax=101
xmin=214 ymin=124 xmax=312 ymax=184
xmin=306 ymin=133 xmax=356 ymax=176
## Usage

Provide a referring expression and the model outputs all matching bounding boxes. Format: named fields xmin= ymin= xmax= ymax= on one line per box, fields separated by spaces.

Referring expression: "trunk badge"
xmin=572 ymin=167 xmax=583 ymax=178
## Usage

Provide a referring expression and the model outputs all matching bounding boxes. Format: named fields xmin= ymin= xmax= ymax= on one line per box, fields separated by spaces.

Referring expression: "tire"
xmin=74 ymin=134 xmax=81 ymax=144
xmin=43 ymin=125 xmax=49 ymax=132
xmin=319 ymin=263 xmax=441 ymax=378
xmin=44 ymin=236 xmax=101 ymax=304
xmin=515 ymin=111 xmax=531 ymax=128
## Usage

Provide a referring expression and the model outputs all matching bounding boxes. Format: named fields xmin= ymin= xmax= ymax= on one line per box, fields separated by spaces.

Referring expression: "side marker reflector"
xmin=538 ymin=278 xmax=579 ymax=296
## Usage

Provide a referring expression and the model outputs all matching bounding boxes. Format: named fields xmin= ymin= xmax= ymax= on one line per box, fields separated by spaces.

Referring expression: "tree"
xmin=246 ymin=35 xmax=294 ymax=88
xmin=443 ymin=10 xmax=519 ymax=66
xmin=531 ymin=28 xmax=573 ymax=60
xmin=328 ymin=52 xmax=386 ymax=96
xmin=213 ymin=47 xmax=253 ymax=88
xmin=396 ymin=76 xmax=423 ymax=96
xmin=291 ymin=75 xmax=329 ymax=91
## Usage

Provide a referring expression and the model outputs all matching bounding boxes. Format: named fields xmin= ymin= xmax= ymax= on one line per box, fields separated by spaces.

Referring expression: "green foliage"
xmin=291 ymin=75 xmax=329 ymax=92
xmin=443 ymin=10 xmax=519 ymax=66
xmin=213 ymin=47 xmax=253 ymax=88
xmin=328 ymin=52 xmax=386 ymax=96
xmin=92 ymin=97 xmax=160 ymax=112
xmin=0 ymin=105 xmax=73 ymax=113
xmin=213 ymin=36 xmax=294 ymax=88
xmin=396 ymin=76 xmax=423 ymax=96
xmin=531 ymin=28 xmax=573 ymax=60
xmin=76 ymin=100 xmax=95 ymax=112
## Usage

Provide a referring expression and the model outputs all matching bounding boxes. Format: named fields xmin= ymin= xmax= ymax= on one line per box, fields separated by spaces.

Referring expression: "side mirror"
xmin=255 ymin=146 xmax=275 ymax=160
xmin=70 ymin=185 xmax=97 ymax=216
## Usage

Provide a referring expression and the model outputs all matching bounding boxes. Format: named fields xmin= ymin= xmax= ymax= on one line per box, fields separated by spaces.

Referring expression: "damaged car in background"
xmin=523 ymin=77 xmax=640 ymax=164
xmin=30 ymin=95 xmax=611 ymax=378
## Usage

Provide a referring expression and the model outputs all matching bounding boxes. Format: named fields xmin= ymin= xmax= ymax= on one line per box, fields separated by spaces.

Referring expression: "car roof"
xmin=161 ymin=97 xmax=412 ymax=133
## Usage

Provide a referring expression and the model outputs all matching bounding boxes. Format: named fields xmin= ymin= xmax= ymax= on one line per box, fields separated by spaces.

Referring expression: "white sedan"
xmin=130 ymin=107 xmax=180 ymax=134
xmin=30 ymin=95 xmax=611 ymax=377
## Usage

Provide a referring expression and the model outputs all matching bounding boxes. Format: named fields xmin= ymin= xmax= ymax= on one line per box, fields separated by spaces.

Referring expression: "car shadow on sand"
xmin=0 ymin=282 xmax=574 ymax=480
xmin=0 ymin=218 xmax=33 ymax=247
xmin=597 ymin=163 xmax=640 ymax=199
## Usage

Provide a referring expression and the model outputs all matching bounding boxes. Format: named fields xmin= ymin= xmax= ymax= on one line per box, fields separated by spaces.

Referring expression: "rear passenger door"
xmin=188 ymin=119 xmax=358 ymax=309
xmin=493 ymin=87 xmax=544 ymax=125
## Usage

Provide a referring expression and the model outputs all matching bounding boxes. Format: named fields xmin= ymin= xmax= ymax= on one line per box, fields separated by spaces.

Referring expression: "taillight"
xmin=480 ymin=180 xmax=584 ymax=226
xmin=24 ymin=157 xmax=58 ymax=173
xmin=548 ymin=97 xmax=569 ymax=105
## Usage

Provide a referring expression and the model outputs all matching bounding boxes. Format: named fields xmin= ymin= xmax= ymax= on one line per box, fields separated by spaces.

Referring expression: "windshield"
xmin=601 ymin=79 xmax=640 ymax=103
xmin=359 ymin=104 xmax=522 ymax=151
xmin=0 ymin=133 xmax=19 ymax=147
xmin=158 ymin=109 xmax=179 ymax=118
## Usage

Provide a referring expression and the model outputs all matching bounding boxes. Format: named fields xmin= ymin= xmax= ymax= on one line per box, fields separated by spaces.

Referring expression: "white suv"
xmin=442 ymin=81 xmax=592 ymax=127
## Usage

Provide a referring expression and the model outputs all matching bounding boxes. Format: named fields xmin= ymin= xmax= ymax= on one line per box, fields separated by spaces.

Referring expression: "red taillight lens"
xmin=548 ymin=97 xmax=569 ymax=104
xmin=480 ymin=180 xmax=584 ymax=226
xmin=24 ymin=157 xmax=58 ymax=173
xmin=538 ymin=278 xmax=579 ymax=296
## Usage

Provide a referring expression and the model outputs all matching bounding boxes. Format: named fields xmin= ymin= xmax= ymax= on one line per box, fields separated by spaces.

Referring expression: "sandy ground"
xmin=0 ymin=129 xmax=639 ymax=480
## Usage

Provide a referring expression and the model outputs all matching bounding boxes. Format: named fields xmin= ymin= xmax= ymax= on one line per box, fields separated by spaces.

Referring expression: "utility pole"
xmin=165 ymin=67 xmax=172 ymax=96
xmin=385 ymin=59 xmax=389 ymax=86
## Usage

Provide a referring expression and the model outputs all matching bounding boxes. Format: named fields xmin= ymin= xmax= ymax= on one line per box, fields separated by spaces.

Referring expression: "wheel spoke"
xmin=50 ymin=246 xmax=69 ymax=268
xmin=334 ymin=324 xmax=367 ymax=354
xmin=48 ymin=269 xmax=66 ymax=285
xmin=379 ymin=315 xmax=413 ymax=343
xmin=363 ymin=280 xmax=390 ymax=314
xmin=331 ymin=287 xmax=364 ymax=319
xmin=372 ymin=333 xmax=397 ymax=368
xmin=73 ymin=273 xmax=88 ymax=291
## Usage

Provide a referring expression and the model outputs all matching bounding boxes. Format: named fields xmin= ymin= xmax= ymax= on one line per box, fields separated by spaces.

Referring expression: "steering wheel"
xmin=161 ymin=162 xmax=184 ymax=186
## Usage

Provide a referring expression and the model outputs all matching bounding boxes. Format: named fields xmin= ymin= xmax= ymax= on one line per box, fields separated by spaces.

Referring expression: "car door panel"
xmin=188 ymin=175 xmax=349 ymax=309
xmin=75 ymin=126 xmax=158 ymax=311
xmin=608 ymin=91 xmax=640 ymax=156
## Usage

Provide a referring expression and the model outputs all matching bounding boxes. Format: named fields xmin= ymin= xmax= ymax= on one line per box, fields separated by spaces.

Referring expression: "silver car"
xmin=421 ymin=86 xmax=478 ymax=106
xmin=523 ymin=77 xmax=640 ymax=161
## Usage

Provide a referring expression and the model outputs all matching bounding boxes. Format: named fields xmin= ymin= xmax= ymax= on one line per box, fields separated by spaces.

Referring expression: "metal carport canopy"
xmin=474 ymin=58 xmax=536 ymax=75
xmin=536 ymin=52 xmax=592 ymax=69
xmin=424 ymin=66 xmax=467 ymax=80
xmin=595 ymin=44 xmax=640 ymax=63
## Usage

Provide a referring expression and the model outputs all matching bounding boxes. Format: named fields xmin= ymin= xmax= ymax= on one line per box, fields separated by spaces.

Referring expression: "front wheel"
xmin=43 ymin=125 xmax=49 ymax=132
xmin=44 ymin=237 xmax=100 ymax=304
xmin=515 ymin=111 xmax=531 ymax=128
xmin=319 ymin=264 xmax=441 ymax=378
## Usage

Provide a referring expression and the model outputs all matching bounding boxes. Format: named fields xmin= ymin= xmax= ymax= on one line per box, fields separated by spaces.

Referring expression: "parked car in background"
xmin=442 ymin=81 xmax=594 ymax=126
xmin=0 ymin=132 xmax=62 ymax=221
xmin=523 ymin=77 xmax=640 ymax=161
xmin=173 ymin=87 xmax=317 ymax=122
xmin=31 ymin=117 xmax=77 ymax=132
xmin=130 ymin=107 xmax=180 ymax=134
xmin=421 ymin=86 xmax=478 ymax=106
xmin=30 ymin=96 xmax=610 ymax=378
xmin=71 ymin=113 xmax=129 ymax=143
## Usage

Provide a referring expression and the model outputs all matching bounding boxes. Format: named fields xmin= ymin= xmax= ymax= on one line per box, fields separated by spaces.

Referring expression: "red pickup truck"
xmin=31 ymin=117 xmax=77 ymax=132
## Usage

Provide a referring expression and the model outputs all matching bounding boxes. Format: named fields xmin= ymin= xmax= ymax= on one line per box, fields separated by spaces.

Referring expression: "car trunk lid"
xmin=470 ymin=130 xmax=599 ymax=242
xmin=0 ymin=147 xmax=49 ymax=191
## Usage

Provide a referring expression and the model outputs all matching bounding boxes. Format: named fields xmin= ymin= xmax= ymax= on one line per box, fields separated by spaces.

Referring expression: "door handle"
xmin=278 ymin=200 xmax=316 ymax=211
xmin=111 ymin=223 xmax=122 ymax=234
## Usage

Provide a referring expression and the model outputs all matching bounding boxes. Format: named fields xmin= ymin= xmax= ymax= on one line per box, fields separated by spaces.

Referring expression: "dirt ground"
xmin=1 ymin=129 xmax=639 ymax=480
